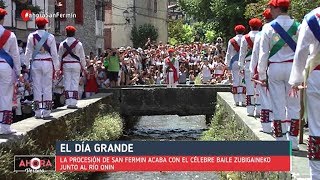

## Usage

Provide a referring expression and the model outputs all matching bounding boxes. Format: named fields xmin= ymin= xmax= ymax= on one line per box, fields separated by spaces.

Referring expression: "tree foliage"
xmin=130 ymin=24 xmax=159 ymax=48
xmin=245 ymin=0 xmax=320 ymax=22
xmin=168 ymin=19 xmax=220 ymax=45
xmin=179 ymin=0 xmax=257 ymax=41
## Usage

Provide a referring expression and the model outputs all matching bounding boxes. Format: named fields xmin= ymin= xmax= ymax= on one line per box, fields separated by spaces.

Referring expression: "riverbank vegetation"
xmin=201 ymin=101 xmax=291 ymax=180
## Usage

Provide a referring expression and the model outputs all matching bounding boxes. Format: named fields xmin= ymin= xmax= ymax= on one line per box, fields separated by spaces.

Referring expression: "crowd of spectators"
xmin=13 ymin=38 xmax=231 ymax=122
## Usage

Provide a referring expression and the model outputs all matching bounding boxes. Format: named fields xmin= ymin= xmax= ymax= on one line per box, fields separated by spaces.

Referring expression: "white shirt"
xmin=25 ymin=29 xmax=59 ymax=70
xmin=289 ymin=8 xmax=320 ymax=85
xmin=58 ymin=37 xmax=86 ymax=69
xmin=258 ymin=15 xmax=298 ymax=80
xmin=250 ymin=32 xmax=262 ymax=75
xmin=202 ymin=64 xmax=211 ymax=77
xmin=0 ymin=25 xmax=20 ymax=74
xmin=238 ymin=31 xmax=260 ymax=70
xmin=225 ymin=34 xmax=243 ymax=67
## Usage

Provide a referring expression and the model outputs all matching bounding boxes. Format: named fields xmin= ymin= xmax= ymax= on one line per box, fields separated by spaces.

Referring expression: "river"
xmin=97 ymin=115 xmax=218 ymax=180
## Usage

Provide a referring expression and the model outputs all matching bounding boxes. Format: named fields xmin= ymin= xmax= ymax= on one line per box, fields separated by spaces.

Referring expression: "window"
xmin=96 ymin=0 xmax=105 ymax=21
xmin=75 ymin=0 xmax=83 ymax=24
xmin=15 ymin=0 xmax=32 ymax=20
xmin=154 ymin=0 xmax=157 ymax=13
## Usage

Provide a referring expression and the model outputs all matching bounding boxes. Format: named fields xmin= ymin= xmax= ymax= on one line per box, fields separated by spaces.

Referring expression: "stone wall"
xmin=0 ymin=94 xmax=114 ymax=149
xmin=100 ymin=86 xmax=231 ymax=116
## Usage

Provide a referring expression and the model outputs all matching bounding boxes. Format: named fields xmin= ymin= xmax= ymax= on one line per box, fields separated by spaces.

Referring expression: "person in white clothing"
xmin=58 ymin=26 xmax=85 ymax=109
xmin=225 ymin=25 xmax=246 ymax=106
xmin=201 ymin=57 xmax=211 ymax=84
xmin=289 ymin=7 xmax=320 ymax=179
xmin=239 ymin=18 xmax=263 ymax=117
xmin=25 ymin=17 xmax=59 ymax=119
xmin=0 ymin=8 xmax=21 ymax=134
xmin=258 ymin=0 xmax=300 ymax=150
xmin=250 ymin=9 xmax=274 ymax=133
xmin=164 ymin=48 xmax=179 ymax=88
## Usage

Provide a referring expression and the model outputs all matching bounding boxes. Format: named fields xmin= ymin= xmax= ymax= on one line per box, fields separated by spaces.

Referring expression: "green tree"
xmin=130 ymin=24 xmax=159 ymax=48
xmin=168 ymin=19 xmax=195 ymax=45
xmin=245 ymin=0 xmax=320 ymax=22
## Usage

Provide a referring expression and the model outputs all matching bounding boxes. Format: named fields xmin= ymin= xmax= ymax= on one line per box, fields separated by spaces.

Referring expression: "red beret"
xmin=234 ymin=25 xmax=246 ymax=33
xmin=263 ymin=9 xmax=273 ymax=20
xmin=66 ymin=26 xmax=76 ymax=33
xmin=249 ymin=18 xmax=262 ymax=28
xmin=0 ymin=8 xmax=7 ymax=16
xmin=35 ymin=17 xmax=48 ymax=26
xmin=168 ymin=48 xmax=175 ymax=53
xmin=268 ymin=0 xmax=290 ymax=8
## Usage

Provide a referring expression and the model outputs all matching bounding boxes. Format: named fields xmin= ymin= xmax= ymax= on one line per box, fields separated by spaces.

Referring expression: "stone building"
xmin=3 ymin=0 xmax=48 ymax=40
xmin=104 ymin=0 xmax=168 ymax=49
xmin=49 ymin=0 xmax=105 ymax=56
xmin=2 ymin=0 xmax=105 ymax=56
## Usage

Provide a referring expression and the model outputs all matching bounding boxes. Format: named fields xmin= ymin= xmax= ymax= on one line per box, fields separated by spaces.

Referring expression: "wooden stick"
xmin=299 ymin=87 xmax=305 ymax=144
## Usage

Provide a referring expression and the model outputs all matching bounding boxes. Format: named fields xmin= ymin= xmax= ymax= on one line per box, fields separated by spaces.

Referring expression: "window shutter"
xmin=75 ymin=0 xmax=84 ymax=24
xmin=60 ymin=0 xmax=66 ymax=21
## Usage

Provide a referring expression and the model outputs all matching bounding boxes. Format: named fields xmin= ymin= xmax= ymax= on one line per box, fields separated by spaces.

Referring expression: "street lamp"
xmin=123 ymin=10 xmax=130 ymax=24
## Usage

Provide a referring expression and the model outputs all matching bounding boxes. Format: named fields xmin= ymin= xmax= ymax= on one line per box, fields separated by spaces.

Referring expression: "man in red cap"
xmin=0 ymin=8 xmax=20 ymax=134
xmin=250 ymin=9 xmax=274 ymax=133
xmin=289 ymin=7 xmax=320 ymax=179
xmin=25 ymin=17 xmax=59 ymax=119
xmin=164 ymin=48 xmax=179 ymax=88
xmin=258 ymin=0 xmax=300 ymax=150
xmin=58 ymin=26 xmax=85 ymax=109
xmin=225 ymin=25 xmax=246 ymax=107
xmin=239 ymin=18 xmax=263 ymax=117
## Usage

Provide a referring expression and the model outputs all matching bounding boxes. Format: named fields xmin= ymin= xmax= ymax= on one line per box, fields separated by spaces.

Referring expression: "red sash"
xmin=230 ymin=38 xmax=240 ymax=52
xmin=166 ymin=58 xmax=178 ymax=83
xmin=0 ymin=30 xmax=11 ymax=48
xmin=245 ymin=34 xmax=254 ymax=49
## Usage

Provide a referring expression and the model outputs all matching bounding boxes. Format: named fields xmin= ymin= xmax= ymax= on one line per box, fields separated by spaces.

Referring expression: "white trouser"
xmin=306 ymin=70 xmax=320 ymax=180
xmin=258 ymin=85 xmax=273 ymax=133
xmin=167 ymin=72 xmax=177 ymax=88
xmin=231 ymin=61 xmax=245 ymax=105
xmin=244 ymin=61 xmax=255 ymax=115
xmin=255 ymin=84 xmax=261 ymax=116
xmin=64 ymin=67 xmax=81 ymax=106
xmin=268 ymin=63 xmax=300 ymax=148
xmin=0 ymin=63 xmax=14 ymax=132
xmin=31 ymin=61 xmax=53 ymax=118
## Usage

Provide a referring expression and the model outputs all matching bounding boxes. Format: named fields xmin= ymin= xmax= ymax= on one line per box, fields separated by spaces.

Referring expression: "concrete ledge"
xmin=0 ymin=93 xmax=113 ymax=149
xmin=218 ymin=92 xmax=310 ymax=179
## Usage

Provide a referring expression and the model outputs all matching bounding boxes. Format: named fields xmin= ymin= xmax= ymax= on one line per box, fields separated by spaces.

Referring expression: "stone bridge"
xmin=99 ymin=85 xmax=231 ymax=123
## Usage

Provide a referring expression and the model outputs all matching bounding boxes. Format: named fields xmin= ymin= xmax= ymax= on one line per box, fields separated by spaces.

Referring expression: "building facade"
xmin=3 ymin=0 xmax=48 ymax=40
xmin=104 ymin=0 xmax=168 ymax=49
xmin=50 ymin=0 xmax=105 ymax=56
xmin=2 ymin=0 xmax=105 ymax=56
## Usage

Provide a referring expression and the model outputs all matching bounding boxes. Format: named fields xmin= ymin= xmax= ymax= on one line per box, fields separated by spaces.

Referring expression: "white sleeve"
xmin=24 ymin=34 xmax=34 ymax=68
xmin=225 ymin=40 xmax=234 ymax=67
xmin=49 ymin=35 xmax=59 ymax=71
xmin=250 ymin=34 xmax=261 ymax=75
xmin=9 ymin=33 xmax=21 ymax=74
xmin=289 ymin=19 xmax=313 ymax=85
xmin=238 ymin=36 xmax=247 ymax=70
xmin=78 ymin=42 xmax=86 ymax=69
xmin=258 ymin=25 xmax=272 ymax=80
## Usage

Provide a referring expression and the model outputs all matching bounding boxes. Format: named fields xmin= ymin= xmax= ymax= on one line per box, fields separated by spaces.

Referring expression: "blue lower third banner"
xmin=55 ymin=141 xmax=291 ymax=172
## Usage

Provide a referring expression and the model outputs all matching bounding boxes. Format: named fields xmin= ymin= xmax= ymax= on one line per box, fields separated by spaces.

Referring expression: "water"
xmin=98 ymin=115 xmax=219 ymax=180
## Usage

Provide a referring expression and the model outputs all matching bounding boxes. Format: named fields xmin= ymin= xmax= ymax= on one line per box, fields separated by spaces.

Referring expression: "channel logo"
xmin=20 ymin=9 xmax=32 ymax=22
xmin=14 ymin=155 xmax=55 ymax=173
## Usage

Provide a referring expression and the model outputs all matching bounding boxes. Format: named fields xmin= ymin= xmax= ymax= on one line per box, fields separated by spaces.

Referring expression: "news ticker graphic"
xmin=14 ymin=155 xmax=55 ymax=173
xmin=55 ymin=141 xmax=291 ymax=172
